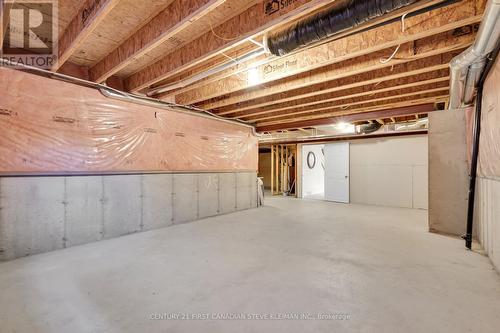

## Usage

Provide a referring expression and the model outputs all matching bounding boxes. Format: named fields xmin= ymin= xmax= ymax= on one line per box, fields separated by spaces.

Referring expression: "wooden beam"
xmin=176 ymin=1 xmax=483 ymax=105
xmin=125 ymin=0 xmax=334 ymax=92
xmin=270 ymin=145 xmax=274 ymax=195
xmin=106 ymin=75 xmax=125 ymax=90
xmin=257 ymin=95 xmax=448 ymax=127
xmin=257 ymin=104 xmax=437 ymax=132
xmin=244 ymin=86 xmax=449 ymax=122
xmin=200 ymin=28 xmax=474 ymax=111
xmin=264 ymin=130 xmax=429 ymax=143
xmin=1 ymin=0 xmax=14 ymax=49
xmin=228 ymin=75 xmax=450 ymax=118
xmin=155 ymin=42 xmax=264 ymax=97
xmin=275 ymin=144 xmax=279 ymax=194
xmin=216 ymin=60 xmax=451 ymax=114
xmin=53 ymin=0 xmax=120 ymax=71
xmin=58 ymin=62 xmax=90 ymax=80
xmin=281 ymin=145 xmax=284 ymax=193
xmin=156 ymin=0 xmax=449 ymax=99
xmin=89 ymin=0 xmax=226 ymax=83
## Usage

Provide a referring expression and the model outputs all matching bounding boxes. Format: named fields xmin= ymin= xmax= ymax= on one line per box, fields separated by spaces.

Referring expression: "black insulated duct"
xmin=265 ymin=0 xmax=418 ymax=56
xmin=356 ymin=122 xmax=383 ymax=134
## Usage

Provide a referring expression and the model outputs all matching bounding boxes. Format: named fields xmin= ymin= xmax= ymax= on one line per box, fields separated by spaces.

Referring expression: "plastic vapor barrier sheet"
xmin=477 ymin=55 xmax=500 ymax=179
xmin=0 ymin=67 xmax=258 ymax=175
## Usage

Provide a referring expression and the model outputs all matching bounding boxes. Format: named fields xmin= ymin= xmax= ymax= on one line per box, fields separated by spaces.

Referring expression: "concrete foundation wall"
xmin=350 ymin=135 xmax=428 ymax=209
xmin=428 ymin=110 xmax=469 ymax=236
xmin=475 ymin=177 xmax=500 ymax=272
xmin=0 ymin=172 xmax=257 ymax=261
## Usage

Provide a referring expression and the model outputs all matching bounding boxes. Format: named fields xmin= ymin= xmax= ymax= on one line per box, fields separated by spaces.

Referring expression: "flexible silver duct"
xmin=448 ymin=0 xmax=500 ymax=109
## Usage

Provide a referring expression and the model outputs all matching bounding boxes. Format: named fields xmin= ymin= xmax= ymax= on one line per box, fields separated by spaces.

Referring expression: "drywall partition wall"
xmin=428 ymin=109 xmax=469 ymax=236
xmin=350 ymin=135 xmax=428 ymax=209
xmin=0 ymin=67 xmax=257 ymax=174
xmin=0 ymin=172 xmax=258 ymax=261
xmin=301 ymin=144 xmax=325 ymax=199
xmin=475 ymin=54 xmax=500 ymax=272
xmin=324 ymin=142 xmax=350 ymax=203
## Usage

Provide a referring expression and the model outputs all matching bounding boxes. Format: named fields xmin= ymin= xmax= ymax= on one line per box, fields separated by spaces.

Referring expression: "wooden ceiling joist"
xmin=256 ymin=94 xmax=448 ymax=127
xmin=257 ymin=104 xmax=437 ymax=132
xmin=155 ymin=0 xmax=456 ymax=99
xmin=53 ymin=0 xmax=120 ymax=71
xmin=223 ymin=74 xmax=450 ymax=117
xmin=200 ymin=31 xmax=472 ymax=111
xmin=125 ymin=0 xmax=334 ymax=92
xmin=240 ymin=85 xmax=450 ymax=122
xmin=89 ymin=0 xmax=226 ymax=83
xmin=214 ymin=62 xmax=451 ymax=114
xmin=247 ymin=88 xmax=449 ymax=123
xmin=176 ymin=0 xmax=483 ymax=105
xmin=1 ymin=1 xmax=14 ymax=49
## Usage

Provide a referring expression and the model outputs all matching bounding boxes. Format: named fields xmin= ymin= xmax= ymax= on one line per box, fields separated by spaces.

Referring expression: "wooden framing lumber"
xmin=257 ymin=95 xmax=448 ymax=127
xmin=58 ymin=62 xmax=90 ymax=80
xmin=1 ymin=0 xmax=14 ymax=49
xmin=271 ymin=145 xmax=274 ymax=195
xmin=256 ymin=104 xmax=437 ymax=132
xmin=53 ymin=0 xmax=120 ymax=71
xmin=89 ymin=0 xmax=226 ymax=83
xmin=245 ymin=86 xmax=449 ymax=122
xmin=125 ymin=0 xmax=334 ymax=92
xmin=275 ymin=145 xmax=279 ymax=194
xmin=199 ymin=29 xmax=474 ymax=111
xmin=215 ymin=61 xmax=451 ymax=114
xmin=155 ymin=0 xmax=449 ymax=99
xmin=176 ymin=0 xmax=483 ymax=105
xmin=227 ymin=75 xmax=450 ymax=118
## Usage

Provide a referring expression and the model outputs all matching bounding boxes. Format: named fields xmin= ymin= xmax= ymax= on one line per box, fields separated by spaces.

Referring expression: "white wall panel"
xmin=350 ymin=135 xmax=428 ymax=209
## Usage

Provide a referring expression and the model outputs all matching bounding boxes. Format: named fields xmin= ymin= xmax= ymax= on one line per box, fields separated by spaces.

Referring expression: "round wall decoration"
xmin=307 ymin=151 xmax=316 ymax=169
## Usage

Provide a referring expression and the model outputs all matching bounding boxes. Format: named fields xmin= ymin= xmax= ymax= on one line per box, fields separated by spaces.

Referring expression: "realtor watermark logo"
xmin=1 ymin=0 xmax=58 ymax=68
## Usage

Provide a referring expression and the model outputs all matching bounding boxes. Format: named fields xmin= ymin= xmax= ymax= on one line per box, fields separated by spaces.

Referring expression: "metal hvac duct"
xmin=448 ymin=0 xmax=500 ymax=109
xmin=264 ymin=0 xmax=418 ymax=56
xmin=356 ymin=122 xmax=383 ymax=134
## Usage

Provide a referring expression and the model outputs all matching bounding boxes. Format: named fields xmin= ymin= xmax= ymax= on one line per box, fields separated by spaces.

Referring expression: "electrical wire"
xmin=209 ymin=20 xmax=240 ymax=41
xmin=380 ymin=12 xmax=408 ymax=64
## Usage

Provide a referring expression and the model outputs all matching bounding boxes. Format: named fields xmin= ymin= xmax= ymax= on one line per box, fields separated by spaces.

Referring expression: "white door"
xmin=324 ymin=142 xmax=349 ymax=203
xmin=301 ymin=144 xmax=325 ymax=199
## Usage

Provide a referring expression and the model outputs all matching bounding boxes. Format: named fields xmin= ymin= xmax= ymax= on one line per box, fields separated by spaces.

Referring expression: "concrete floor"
xmin=1 ymin=197 xmax=500 ymax=333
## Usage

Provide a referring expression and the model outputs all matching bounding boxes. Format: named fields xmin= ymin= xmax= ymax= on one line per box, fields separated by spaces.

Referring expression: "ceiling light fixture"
xmin=247 ymin=67 xmax=261 ymax=86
